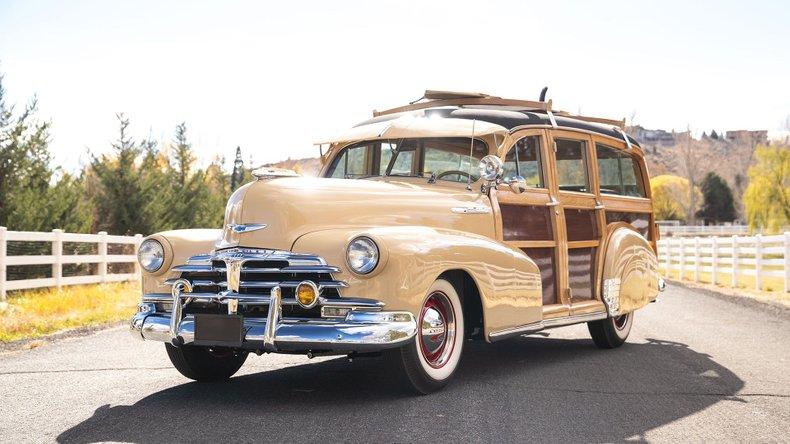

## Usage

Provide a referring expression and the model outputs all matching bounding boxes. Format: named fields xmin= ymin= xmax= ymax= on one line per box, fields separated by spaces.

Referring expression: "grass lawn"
xmin=0 ymin=282 xmax=140 ymax=343
xmin=660 ymin=267 xmax=790 ymax=307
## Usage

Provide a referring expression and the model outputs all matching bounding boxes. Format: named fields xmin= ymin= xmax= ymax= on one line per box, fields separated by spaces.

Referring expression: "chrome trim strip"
xmin=141 ymin=292 xmax=383 ymax=309
xmin=451 ymin=206 xmax=491 ymax=214
xmin=163 ymin=279 xmax=349 ymax=290
xmin=488 ymin=311 xmax=608 ymax=342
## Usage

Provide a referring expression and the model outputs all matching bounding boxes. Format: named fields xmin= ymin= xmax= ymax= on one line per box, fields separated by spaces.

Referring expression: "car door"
xmin=492 ymin=129 xmax=564 ymax=315
xmin=548 ymin=130 xmax=607 ymax=317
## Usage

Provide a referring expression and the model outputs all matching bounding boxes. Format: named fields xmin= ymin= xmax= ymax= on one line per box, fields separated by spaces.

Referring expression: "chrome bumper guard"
xmin=130 ymin=286 xmax=417 ymax=352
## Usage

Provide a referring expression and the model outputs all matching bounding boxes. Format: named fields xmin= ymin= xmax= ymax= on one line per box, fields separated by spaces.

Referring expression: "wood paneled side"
xmin=522 ymin=247 xmax=556 ymax=305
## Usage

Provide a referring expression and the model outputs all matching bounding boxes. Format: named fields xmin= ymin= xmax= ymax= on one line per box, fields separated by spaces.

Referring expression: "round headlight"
xmin=346 ymin=236 xmax=379 ymax=275
xmin=478 ymin=155 xmax=504 ymax=181
xmin=137 ymin=239 xmax=164 ymax=273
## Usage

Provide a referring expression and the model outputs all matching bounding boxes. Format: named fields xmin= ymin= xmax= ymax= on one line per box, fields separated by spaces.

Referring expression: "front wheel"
xmin=165 ymin=344 xmax=248 ymax=382
xmin=386 ymin=278 xmax=465 ymax=395
xmin=588 ymin=312 xmax=633 ymax=349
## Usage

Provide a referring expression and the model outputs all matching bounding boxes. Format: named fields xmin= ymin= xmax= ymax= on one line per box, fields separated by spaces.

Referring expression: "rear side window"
xmin=503 ymin=136 xmax=544 ymax=188
xmin=596 ymin=144 xmax=646 ymax=197
xmin=555 ymin=139 xmax=589 ymax=193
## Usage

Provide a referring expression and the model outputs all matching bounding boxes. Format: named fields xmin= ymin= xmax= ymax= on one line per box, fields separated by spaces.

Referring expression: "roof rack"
xmin=372 ymin=90 xmax=625 ymax=130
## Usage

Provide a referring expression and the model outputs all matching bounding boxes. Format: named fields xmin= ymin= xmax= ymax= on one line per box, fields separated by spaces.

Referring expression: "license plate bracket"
xmin=194 ymin=314 xmax=244 ymax=347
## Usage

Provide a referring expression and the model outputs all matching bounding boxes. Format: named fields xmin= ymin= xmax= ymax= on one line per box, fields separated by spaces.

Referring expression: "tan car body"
xmin=141 ymin=102 xmax=659 ymax=342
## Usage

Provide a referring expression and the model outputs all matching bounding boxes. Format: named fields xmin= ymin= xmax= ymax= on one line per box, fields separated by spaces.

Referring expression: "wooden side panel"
xmin=501 ymin=204 xmax=553 ymax=241
xmin=522 ymin=247 xmax=556 ymax=305
xmin=564 ymin=208 xmax=597 ymax=241
xmin=568 ymin=247 xmax=595 ymax=301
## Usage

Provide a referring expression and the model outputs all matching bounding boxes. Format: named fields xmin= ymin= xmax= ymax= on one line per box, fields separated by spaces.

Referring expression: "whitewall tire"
xmin=387 ymin=278 xmax=465 ymax=394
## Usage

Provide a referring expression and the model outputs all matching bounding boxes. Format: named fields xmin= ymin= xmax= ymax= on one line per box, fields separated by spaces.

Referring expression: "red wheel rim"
xmin=418 ymin=291 xmax=456 ymax=369
xmin=613 ymin=314 xmax=629 ymax=331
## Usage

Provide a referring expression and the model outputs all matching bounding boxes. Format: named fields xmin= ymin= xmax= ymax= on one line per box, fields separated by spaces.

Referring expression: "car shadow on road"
xmin=57 ymin=336 xmax=744 ymax=443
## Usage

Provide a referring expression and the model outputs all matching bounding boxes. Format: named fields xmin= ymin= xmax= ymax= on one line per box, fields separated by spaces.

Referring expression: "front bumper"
xmin=130 ymin=292 xmax=417 ymax=353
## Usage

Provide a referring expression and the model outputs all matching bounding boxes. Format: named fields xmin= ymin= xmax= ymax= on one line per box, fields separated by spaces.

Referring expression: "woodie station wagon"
xmin=131 ymin=90 xmax=663 ymax=394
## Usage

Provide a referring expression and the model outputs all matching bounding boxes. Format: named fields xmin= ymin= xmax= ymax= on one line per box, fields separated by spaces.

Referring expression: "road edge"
xmin=0 ymin=321 xmax=127 ymax=354
xmin=666 ymin=279 xmax=790 ymax=320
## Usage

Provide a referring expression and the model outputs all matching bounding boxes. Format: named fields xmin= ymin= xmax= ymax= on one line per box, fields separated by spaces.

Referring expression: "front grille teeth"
xmin=168 ymin=248 xmax=347 ymax=300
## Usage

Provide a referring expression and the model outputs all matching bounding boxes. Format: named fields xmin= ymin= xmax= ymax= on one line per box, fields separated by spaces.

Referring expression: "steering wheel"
xmin=435 ymin=170 xmax=471 ymax=181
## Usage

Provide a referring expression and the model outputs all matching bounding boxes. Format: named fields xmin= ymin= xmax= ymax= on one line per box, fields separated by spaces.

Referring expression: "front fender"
xmin=141 ymin=229 xmax=222 ymax=295
xmin=599 ymin=223 xmax=659 ymax=315
xmin=291 ymin=226 xmax=542 ymax=338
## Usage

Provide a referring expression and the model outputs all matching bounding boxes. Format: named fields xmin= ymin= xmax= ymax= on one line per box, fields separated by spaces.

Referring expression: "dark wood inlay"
xmin=568 ymin=247 xmax=595 ymax=301
xmin=522 ymin=247 xmax=556 ymax=305
xmin=502 ymin=204 xmax=553 ymax=241
xmin=564 ymin=208 xmax=597 ymax=241
xmin=606 ymin=211 xmax=650 ymax=239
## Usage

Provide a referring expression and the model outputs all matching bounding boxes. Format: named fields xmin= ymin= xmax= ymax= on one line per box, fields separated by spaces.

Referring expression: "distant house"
xmin=725 ymin=130 xmax=768 ymax=145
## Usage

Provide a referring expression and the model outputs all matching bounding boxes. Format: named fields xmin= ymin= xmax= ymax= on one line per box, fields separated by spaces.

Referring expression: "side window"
xmin=327 ymin=144 xmax=368 ymax=178
xmin=555 ymin=139 xmax=589 ymax=193
xmin=378 ymin=142 xmax=396 ymax=175
xmin=596 ymin=144 xmax=646 ymax=197
xmin=503 ymin=136 xmax=543 ymax=188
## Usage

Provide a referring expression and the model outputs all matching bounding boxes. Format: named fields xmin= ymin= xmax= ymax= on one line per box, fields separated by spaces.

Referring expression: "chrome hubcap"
xmin=419 ymin=292 xmax=456 ymax=368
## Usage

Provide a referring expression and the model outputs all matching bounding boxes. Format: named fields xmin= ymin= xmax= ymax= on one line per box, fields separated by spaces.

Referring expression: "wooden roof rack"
xmin=373 ymin=90 xmax=551 ymax=117
xmin=372 ymin=90 xmax=626 ymax=130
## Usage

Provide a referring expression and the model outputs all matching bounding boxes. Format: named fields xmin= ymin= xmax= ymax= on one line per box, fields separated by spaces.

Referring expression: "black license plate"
xmin=194 ymin=314 xmax=244 ymax=346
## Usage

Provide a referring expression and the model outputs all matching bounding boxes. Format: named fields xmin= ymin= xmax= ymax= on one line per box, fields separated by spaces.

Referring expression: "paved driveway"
xmin=1 ymin=284 xmax=788 ymax=442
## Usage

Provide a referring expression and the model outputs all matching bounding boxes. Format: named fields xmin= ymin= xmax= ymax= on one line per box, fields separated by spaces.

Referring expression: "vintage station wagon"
xmin=131 ymin=90 xmax=663 ymax=394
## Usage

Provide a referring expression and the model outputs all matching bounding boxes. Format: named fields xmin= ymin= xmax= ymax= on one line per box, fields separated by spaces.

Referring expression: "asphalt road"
xmin=1 ymin=284 xmax=789 ymax=443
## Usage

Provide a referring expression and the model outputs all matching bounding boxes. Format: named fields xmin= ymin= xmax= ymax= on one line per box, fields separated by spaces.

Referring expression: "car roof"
xmin=354 ymin=106 xmax=641 ymax=148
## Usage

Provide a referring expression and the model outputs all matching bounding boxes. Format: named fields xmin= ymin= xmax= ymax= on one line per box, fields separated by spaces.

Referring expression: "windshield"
xmin=325 ymin=137 xmax=488 ymax=184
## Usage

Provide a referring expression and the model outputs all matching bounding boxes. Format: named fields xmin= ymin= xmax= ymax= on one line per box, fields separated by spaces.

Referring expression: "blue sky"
xmin=1 ymin=0 xmax=788 ymax=172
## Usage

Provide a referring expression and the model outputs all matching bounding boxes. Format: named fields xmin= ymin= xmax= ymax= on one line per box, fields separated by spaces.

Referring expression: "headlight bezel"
xmin=346 ymin=236 xmax=380 ymax=275
xmin=137 ymin=238 xmax=165 ymax=273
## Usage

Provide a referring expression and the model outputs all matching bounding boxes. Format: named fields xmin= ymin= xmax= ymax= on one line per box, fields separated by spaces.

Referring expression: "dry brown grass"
xmin=0 ymin=282 xmax=140 ymax=342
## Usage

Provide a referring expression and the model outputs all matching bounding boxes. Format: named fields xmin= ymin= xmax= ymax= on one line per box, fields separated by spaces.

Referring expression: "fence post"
xmin=0 ymin=227 xmax=6 ymax=300
xmin=52 ymin=229 xmax=63 ymax=290
xmin=731 ymin=235 xmax=739 ymax=288
xmin=711 ymin=236 xmax=718 ymax=286
xmin=784 ymin=232 xmax=790 ymax=294
xmin=694 ymin=236 xmax=701 ymax=282
xmin=679 ymin=237 xmax=686 ymax=280
xmin=98 ymin=231 xmax=108 ymax=283
xmin=755 ymin=234 xmax=763 ymax=291
xmin=133 ymin=234 xmax=143 ymax=277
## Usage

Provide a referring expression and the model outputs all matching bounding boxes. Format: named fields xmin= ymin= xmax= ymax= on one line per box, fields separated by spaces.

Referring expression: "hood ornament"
xmin=226 ymin=223 xmax=267 ymax=234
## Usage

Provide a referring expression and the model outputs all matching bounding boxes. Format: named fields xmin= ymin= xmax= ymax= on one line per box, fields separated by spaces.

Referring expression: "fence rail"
xmin=658 ymin=224 xmax=750 ymax=237
xmin=657 ymin=232 xmax=790 ymax=293
xmin=0 ymin=227 xmax=143 ymax=299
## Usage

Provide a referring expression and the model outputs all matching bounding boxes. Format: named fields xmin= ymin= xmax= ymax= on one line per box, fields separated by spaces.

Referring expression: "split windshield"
xmin=325 ymin=137 xmax=488 ymax=184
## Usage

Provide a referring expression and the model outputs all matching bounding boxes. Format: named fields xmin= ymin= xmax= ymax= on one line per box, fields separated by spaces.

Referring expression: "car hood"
xmin=217 ymin=177 xmax=495 ymax=251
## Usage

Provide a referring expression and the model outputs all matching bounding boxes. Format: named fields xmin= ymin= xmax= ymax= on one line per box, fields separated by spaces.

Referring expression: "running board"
xmin=488 ymin=311 xmax=608 ymax=342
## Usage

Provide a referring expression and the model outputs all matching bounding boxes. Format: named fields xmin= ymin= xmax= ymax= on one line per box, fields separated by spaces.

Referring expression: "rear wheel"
xmin=165 ymin=344 xmax=248 ymax=382
xmin=387 ymin=278 xmax=465 ymax=395
xmin=588 ymin=312 xmax=633 ymax=349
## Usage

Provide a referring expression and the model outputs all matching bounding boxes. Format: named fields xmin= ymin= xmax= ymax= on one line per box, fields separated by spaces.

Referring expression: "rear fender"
xmin=599 ymin=223 xmax=660 ymax=316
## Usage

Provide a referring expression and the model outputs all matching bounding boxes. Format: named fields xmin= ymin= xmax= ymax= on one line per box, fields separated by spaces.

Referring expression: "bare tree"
xmin=673 ymin=126 xmax=706 ymax=224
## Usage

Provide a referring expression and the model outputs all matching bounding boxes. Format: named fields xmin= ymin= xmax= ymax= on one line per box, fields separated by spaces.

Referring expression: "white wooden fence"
xmin=0 ymin=227 xmax=143 ymax=300
xmin=658 ymin=232 xmax=790 ymax=293
xmin=658 ymin=224 xmax=750 ymax=237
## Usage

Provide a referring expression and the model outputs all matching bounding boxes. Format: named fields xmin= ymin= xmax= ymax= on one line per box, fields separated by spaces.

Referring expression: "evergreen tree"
xmin=0 ymin=74 xmax=51 ymax=227
xmin=90 ymin=113 xmax=147 ymax=235
xmin=231 ymin=146 xmax=244 ymax=190
xmin=696 ymin=172 xmax=737 ymax=224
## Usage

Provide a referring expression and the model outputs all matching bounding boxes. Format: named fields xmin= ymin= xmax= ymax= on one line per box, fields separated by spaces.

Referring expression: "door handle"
xmin=546 ymin=197 xmax=560 ymax=207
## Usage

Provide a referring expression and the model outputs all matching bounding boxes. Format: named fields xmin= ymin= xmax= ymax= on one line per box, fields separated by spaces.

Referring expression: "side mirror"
xmin=504 ymin=176 xmax=527 ymax=194
xmin=478 ymin=155 xmax=504 ymax=182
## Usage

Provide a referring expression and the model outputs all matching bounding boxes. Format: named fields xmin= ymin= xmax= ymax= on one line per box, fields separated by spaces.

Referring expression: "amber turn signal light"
xmin=295 ymin=281 xmax=319 ymax=309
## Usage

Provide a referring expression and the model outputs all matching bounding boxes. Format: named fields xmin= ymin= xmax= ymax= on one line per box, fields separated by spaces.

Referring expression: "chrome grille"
xmin=166 ymin=248 xmax=347 ymax=302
